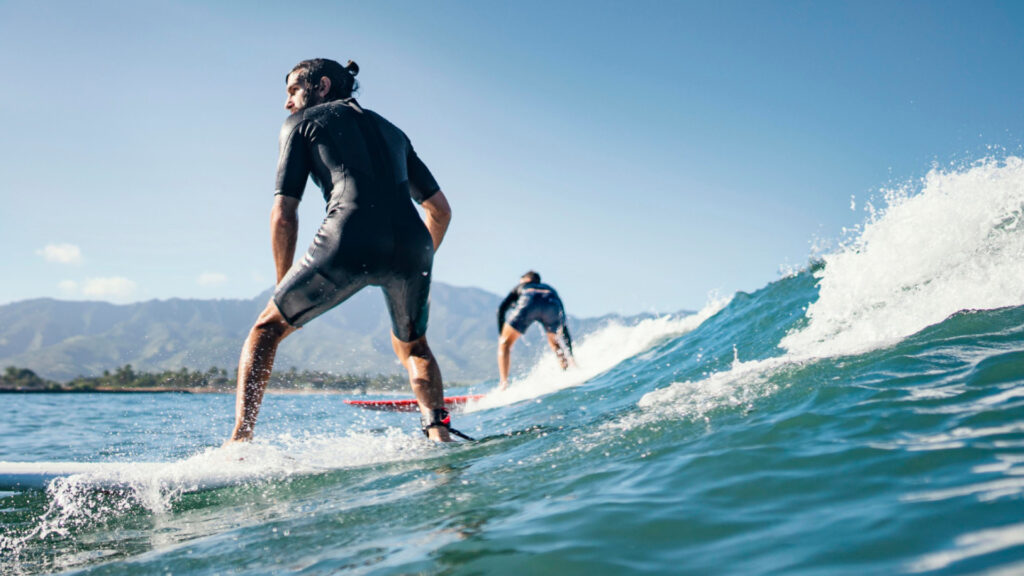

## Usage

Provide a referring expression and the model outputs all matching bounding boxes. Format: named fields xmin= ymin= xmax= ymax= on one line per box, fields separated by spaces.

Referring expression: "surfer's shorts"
xmin=272 ymin=211 xmax=433 ymax=342
xmin=506 ymin=290 xmax=565 ymax=335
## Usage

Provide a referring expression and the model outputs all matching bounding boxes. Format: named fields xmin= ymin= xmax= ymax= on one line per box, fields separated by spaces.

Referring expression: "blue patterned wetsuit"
xmin=497 ymin=282 xmax=573 ymax=353
xmin=272 ymin=98 xmax=440 ymax=341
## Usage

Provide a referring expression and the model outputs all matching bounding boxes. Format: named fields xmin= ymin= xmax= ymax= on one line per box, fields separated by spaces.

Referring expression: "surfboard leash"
xmin=422 ymin=408 xmax=477 ymax=442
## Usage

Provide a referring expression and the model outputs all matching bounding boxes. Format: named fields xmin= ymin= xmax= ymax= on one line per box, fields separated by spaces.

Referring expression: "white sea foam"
xmin=782 ymin=157 xmax=1024 ymax=358
xmin=46 ymin=427 xmax=430 ymax=512
xmin=0 ymin=427 xmax=436 ymax=559
xmin=630 ymin=157 xmax=1024 ymax=430
xmin=613 ymin=354 xmax=788 ymax=431
xmin=465 ymin=296 xmax=731 ymax=412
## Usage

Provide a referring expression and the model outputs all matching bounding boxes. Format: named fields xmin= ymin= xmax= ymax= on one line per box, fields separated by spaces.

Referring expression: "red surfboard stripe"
xmin=344 ymin=394 xmax=485 ymax=412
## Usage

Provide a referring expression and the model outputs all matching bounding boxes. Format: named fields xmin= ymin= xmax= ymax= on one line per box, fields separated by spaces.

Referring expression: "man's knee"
xmin=408 ymin=338 xmax=433 ymax=361
xmin=252 ymin=302 xmax=293 ymax=340
xmin=391 ymin=315 xmax=428 ymax=344
xmin=393 ymin=334 xmax=432 ymax=361
xmin=498 ymin=332 xmax=518 ymax=351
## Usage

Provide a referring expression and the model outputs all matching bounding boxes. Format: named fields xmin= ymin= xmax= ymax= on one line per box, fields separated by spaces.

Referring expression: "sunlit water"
xmin=3 ymin=158 xmax=1024 ymax=574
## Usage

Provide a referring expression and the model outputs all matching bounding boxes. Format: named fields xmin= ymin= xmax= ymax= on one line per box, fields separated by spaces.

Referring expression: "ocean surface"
xmin=4 ymin=157 xmax=1024 ymax=574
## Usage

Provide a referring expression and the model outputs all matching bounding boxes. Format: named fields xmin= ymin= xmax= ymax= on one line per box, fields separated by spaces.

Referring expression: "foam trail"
xmin=468 ymin=297 xmax=731 ymax=411
xmin=615 ymin=355 xmax=788 ymax=431
xmin=782 ymin=157 xmax=1024 ymax=358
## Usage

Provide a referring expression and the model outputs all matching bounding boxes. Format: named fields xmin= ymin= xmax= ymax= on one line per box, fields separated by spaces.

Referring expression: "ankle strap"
xmin=421 ymin=408 xmax=451 ymax=430
xmin=421 ymin=408 xmax=476 ymax=441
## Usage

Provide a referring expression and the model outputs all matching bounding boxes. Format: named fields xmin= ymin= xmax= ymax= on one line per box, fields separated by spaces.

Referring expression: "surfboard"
xmin=0 ymin=457 xmax=323 ymax=492
xmin=0 ymin=461 xmax=168 ymax=491
xmin=344 ymin=394 xmax=485 ymax=412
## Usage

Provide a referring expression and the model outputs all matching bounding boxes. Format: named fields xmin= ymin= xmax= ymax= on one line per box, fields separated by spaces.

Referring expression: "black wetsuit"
xmin=272 ymin=98 xmax=440 ymax=341
xmin=497 ymin=282 xmax=573 ymax=353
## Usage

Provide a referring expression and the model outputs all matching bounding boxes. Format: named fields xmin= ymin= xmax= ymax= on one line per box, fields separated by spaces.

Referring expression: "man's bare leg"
xmin=227 ymin=301 xmax=297 ymax=443
xmin=391 ymin=334 xmax=451 ymax=442
xmin=497 ymin=324 xmax=522 ymax=390
xmin=545 ymin=331 xmax=570 ymax=370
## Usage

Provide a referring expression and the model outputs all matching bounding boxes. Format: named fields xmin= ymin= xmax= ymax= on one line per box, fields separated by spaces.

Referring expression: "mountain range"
xmin=0 ymin=283 xmax=676 ymax=383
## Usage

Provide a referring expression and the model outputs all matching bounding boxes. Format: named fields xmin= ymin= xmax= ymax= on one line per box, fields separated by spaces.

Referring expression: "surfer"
xmin=227 ymin=58 xmax=458 ymax=443
xmin=497 ymin=271 xmax=575 ymax=389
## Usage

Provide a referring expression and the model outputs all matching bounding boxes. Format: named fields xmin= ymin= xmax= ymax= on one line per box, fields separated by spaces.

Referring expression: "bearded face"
xmin=284 ymin=70 xmax=325 ymax=113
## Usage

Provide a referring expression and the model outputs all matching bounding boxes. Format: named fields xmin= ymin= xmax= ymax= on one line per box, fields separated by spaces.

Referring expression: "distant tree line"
xmin=0 ymin=365 xmax=408 ymax=393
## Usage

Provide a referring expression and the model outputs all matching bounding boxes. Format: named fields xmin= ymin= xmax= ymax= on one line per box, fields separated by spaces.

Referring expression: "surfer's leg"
xmin=228 ymin=301 xmax=297 ymax=443
xmin=537 ymin=299 xmax=572 ymax=370
xmin=497 ymin=324 xmax=522 ymax=389
xmin=379 ymin=248 xmax=454 ymax=441
xmin=391 ymin=334 xmax=451 ymax=442
xmin=545 ymin=331 xmax=570 ymax=370
xmin=240 ymin=216 xmax=367 ymax=443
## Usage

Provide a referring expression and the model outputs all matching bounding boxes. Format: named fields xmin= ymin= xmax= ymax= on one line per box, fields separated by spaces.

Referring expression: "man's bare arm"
xmin=271 ymin=195 xmax=300 ymax=283
xmin=420 ymin=190 xmax=452 ymax=251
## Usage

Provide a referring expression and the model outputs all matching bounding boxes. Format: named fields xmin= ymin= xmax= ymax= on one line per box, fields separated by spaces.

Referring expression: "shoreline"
xmin=0 ymin=387 xmax=415 ymax=396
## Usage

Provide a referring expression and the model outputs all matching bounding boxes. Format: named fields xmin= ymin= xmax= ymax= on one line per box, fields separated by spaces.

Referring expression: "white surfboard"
xmin=0 ymin=461 xmax=167 ymax=490
xmin=0 ymin=454 xmax=322 ymax=492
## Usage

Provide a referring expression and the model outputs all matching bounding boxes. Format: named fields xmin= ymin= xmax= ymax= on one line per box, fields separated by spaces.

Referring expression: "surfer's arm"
xmin=271 ymin=116 xmax=313 ymax=284
xmin=497 ymin=289 xmax=518 ymax=335
xmin=271 ymin=195 xmax=300 ymax=283
xmin=407 ymin=141 xmax=448 ymax=251
xmin=420 ymin=190 xmax=452 ymax=252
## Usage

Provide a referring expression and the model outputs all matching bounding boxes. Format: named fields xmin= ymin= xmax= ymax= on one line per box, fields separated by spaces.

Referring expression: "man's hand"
xmin=420 ymin=191 xmax=452 ymax=251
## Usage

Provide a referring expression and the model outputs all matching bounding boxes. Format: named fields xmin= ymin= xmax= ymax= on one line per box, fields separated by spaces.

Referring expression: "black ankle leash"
xmin=421 ymin=408 xmax=476 ymax=442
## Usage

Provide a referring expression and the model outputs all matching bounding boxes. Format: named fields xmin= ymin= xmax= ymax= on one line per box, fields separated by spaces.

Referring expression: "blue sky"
xmin=1 ymin=0 xmax=1022 ymax=317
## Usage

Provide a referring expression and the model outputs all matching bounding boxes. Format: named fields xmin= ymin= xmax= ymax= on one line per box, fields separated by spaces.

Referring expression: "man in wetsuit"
xmin=227 ymin=58 xmax=458 ymax=443
xmin=497 ymin=271 xmax=575 ymax=390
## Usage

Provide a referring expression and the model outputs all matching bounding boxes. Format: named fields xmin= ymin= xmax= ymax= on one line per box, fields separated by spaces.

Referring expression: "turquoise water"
xmin=4 ymin=158 xmax=1024 ymax=574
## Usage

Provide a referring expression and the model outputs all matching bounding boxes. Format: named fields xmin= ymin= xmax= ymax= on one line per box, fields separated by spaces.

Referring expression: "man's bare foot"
xmin=223 ymin=427 xmax=253 ymax=447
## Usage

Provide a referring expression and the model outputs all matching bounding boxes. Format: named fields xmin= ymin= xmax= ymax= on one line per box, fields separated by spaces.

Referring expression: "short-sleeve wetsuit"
xmin=272 ymin=98 xmax=440 ymax=342
xmin=497 ymin=282 xmax=573 ymax=353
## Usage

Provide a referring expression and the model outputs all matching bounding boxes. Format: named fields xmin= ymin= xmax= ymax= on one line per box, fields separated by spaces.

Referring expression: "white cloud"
xmin=197 ymin=272 xmax=229 ymax=287
xmin=81 ymin=277 xmax=137 ymax=301
xmin=38 ymin=243 xmax=83 ymax=265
